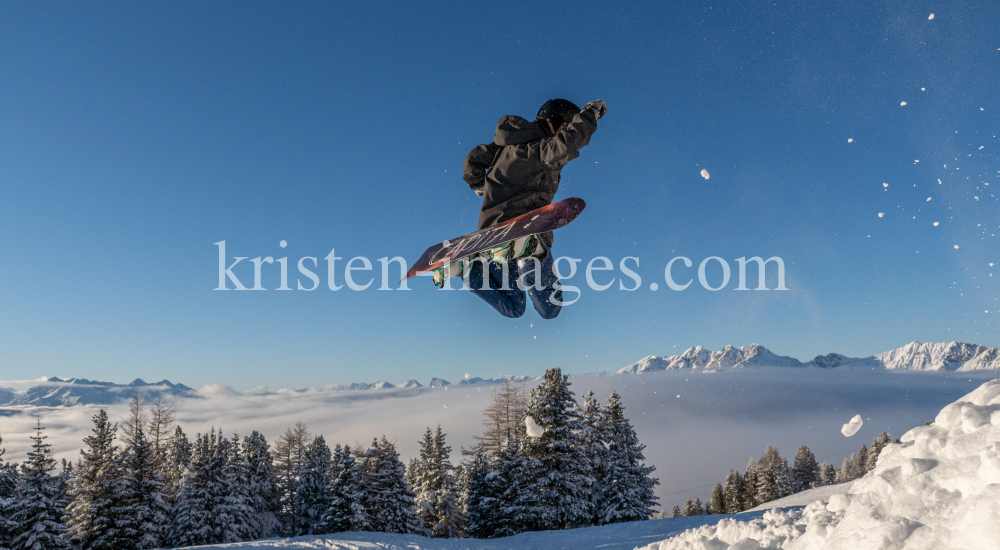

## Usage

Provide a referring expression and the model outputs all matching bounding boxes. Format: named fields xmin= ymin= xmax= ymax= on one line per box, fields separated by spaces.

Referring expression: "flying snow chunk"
xmin=980 ymin=146 xmax=985 ymax=150
xmin=525 ymin=416 xmax=545 ymax=437
xmin=901 ymin=101 xmax=907 ymax=106
xmin=883 ymin=183 xmax=888 ymax=188
xmin=464 ymin=373 xmax=470 ymax=379
xmin=841 ymin=414 xmax=863 ymax=437
xmin=848 ymin=138 xmax=854 ymax=143
xmin=928 ymin=13 xmax=934 ymax=20
xmin=954 ymin=245 xmax=960 ymax=249
xmin=878 ymin=212 xmax=885 ymax=218
xmin=934 ymin=222 xmax=940 ymax=226
xmin=700 ymin=169 xmax=710 ymax=180
xmin=927 ymin=197 xmax=932 ymax=201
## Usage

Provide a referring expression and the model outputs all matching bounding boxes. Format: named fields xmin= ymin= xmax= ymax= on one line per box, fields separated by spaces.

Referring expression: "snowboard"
xmin=402 ymin=197 xmax=586 ymax=283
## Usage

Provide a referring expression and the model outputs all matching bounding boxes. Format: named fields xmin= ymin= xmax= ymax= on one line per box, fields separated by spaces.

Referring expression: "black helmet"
xmin=536 ymin=98 xmax=580 ymax=124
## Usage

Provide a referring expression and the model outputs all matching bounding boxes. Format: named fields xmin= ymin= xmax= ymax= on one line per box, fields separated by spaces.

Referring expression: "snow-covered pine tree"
xmin=297 ymin=435 xmax=334 ymax=535
xmin=464 ymin=438 xmax=541 ymax=538
xmin=243 ymin=431 xmax=280 ymax=538
xmin=792 ymin=445 xmax=819 ymax=492
xmin=836 ymin=454 xmax=857 ymax=483
xmin=10 ymin=420 xmax=70 ymax=550
xmin=170 ymin=431 xmax=214 ymax=547
xmin=413 ymin=426 xmax=464 ymax=538
xmin=432 ymin=426 xmax=464 ymax=537
xmin=272 ymin=422 xmax=309 ymax=535
xmin=740 ymin=458 xmax=759 ymax=509
xmin=323 ymin=444 xmax=365 ymax=534
xmin=595 ymin=391 xmax=658 ymax=525
xmin=219 ymin=433 xmax=255 ymax=543
xmin=0 ymin=434 xmax=21 ymax=549
xmin=523 ymin=368 xmax=594 ymax=530
xmin=818 ymin=463 xmax=837 ymax=486
xmin=162 ymin=426 xmax=191 ymax=510
xmin=355 ymin=437 xmax=421 ymax=534
xmin=171 ymin=429 xmax=243 ymax=546
xmin=774 ymin=457 xmax=794 ymax=499
xmin=578 ymin=391 xmax=607 ymax=525
xmin=459 ymin=450 xmax=494 ymax=539
xmin=65 ymin=410 xmax=125 ymax=550
xmin=682 ymin=499 xmax=699 ymax=516
xmin=118 ymin=403 xmax=169 ymax=549
xmin=754 ymin=445 xmax=781 ymax=504
xmin=723 ymin=470 xmax=742 ymax=513
xmin=671 ymin=505 xmax=681 ymax=518
xmin=412 ymin=428 xmax=435 ymax=535
xmin=857 ymin=445 xmax=869 ymax=475
xmin=708 ymin=484 xmax=725 ymax=514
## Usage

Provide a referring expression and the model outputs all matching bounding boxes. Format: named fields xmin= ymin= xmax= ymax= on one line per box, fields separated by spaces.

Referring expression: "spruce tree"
xmin=218 ymin=434 xmax=254 ymax=543
xmin=595 ymin=391 xmax=658 ymax=525
xmin=297 ymin=435 xmax=334 ymax=535
xmin=65 ymin=410 xmax=126 ymax=550
xmin=523 ymin=368 xmax=594 ymax=530
xmin=162 ymin=426 xmax=191 ymax=510
xmin=0 ymin=434 xmax=20 ymax=548
xmin=670 ymin=505 xmax=681 ymax=518
xmin=243 ymin=431 xmax=280 ymax=538
xmin=118 ymin=407 xmax=169 ymax=549
xmin=723 ymin=470 xmax=742 ymax=513
xmin=682 ymin=499 xmax=699 ymax=516
xmin=708 ymin=484 xmax=725 ymax=514
xmin=818 ymin=463 xmax=837 ymax=486
xmin=740 ymin=458 xmax=759 ymax=509
xmin=754 ymin=446 xmax=782 ymax=504
xmin=857 ymin=445 xmax=869 ymax=475
xmin=413 ymin=426 xmax=464 ymax=538
xmin=578 ymin=391 xmax=607 ymax=525
xmin=323 ymin=444 xmax=365 ymax=533
xmin=459 ymin=450 xmax=497 ymax=539
xmin=356 ymin=437 xmax=421 ymax=534
xmin=792 ymin=445 xmax=819 ymax=492
xmin=170 ymin=431 xmax=215 ymax=547
xmin=10 ymin=420 xmax=70 ymax=550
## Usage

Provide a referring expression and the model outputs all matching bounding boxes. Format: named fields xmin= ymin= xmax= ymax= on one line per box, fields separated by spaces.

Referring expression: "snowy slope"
xmin=171 ymin=513 xmax=749 ymax=550
xmin=642 ymin=379 xmax=1000 ymax=549
xmin=617 ymin=341 xmax=1000 ymax=374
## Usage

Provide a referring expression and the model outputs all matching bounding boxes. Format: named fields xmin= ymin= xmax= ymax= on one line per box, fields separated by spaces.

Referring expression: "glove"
xmin=584 ymin=99 xmax=607 ymax=119
xmin=473 ymin=185 xmax=485 ymax=197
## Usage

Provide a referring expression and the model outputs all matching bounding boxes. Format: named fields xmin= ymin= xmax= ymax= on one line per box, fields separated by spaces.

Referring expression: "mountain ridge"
xmin=4 ymin=342 xmax=997 ymax=408
xmin=616 ymin=341 xmax=1000 ymax=374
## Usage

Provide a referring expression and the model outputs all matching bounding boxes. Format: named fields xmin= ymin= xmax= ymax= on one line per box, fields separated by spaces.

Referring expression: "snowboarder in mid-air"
xmin=461 ymin=98 xmax=606 ymax=319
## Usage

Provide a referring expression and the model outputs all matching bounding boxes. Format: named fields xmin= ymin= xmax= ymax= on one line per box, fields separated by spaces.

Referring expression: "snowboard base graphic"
xmin=403 ymin=197 xmax=586 ymax=283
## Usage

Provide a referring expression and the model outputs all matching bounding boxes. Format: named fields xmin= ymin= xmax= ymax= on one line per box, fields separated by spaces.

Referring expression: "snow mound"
xmin=840 ymin=414 xmax=863 ymax=437
xmin=642 ymin=378 xmax=1000 ymax=550
xmin=525 ymin=415 xmax=545 ymax=437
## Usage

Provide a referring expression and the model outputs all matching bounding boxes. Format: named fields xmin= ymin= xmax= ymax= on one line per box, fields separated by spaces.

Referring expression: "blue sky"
xmin=1 ymin=1 xmax=997 ymax=390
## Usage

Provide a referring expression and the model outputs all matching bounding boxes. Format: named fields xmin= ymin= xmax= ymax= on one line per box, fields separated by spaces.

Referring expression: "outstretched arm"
xmin=539 ymin=100 xmax=606 ymax=169
xmin=463 ymin=143 xmax=502 ymax=195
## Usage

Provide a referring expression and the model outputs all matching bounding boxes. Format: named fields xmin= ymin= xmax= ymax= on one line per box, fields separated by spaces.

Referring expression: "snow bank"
xmin=642 ymin=378 xmax=1000 ymax=550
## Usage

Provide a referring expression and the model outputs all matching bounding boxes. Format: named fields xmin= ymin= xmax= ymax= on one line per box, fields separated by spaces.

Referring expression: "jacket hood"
xmin=494 ymin=115 xmax=545 ymax=146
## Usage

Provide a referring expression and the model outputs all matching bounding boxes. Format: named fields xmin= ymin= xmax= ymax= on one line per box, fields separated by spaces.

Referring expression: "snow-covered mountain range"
xmin=3 ymin=342 xmax=995 ymax=408
xmin=617 ymin=341 xmax=1000 ymax=374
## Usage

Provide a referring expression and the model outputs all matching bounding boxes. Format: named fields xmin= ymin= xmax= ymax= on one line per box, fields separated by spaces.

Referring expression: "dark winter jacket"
xmin=463 ymin=106 xmax=600 ymax=231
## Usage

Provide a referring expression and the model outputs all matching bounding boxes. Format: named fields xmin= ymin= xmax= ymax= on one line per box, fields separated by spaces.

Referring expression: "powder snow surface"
xmin=641 ymin=378 xmax=1000 ymax=550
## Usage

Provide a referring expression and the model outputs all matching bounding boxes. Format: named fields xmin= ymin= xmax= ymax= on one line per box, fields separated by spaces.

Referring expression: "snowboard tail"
xmin=403 ymin=197 xmax=586 ymax=283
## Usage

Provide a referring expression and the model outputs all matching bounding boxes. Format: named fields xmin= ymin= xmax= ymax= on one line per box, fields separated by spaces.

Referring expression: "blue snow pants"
xmin=466 ymin=254 xmax=562 ymax=319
